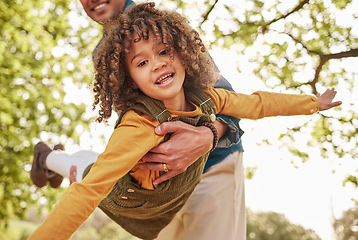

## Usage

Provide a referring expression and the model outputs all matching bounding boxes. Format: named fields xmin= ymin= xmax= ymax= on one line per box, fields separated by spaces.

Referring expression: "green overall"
xmin=83 ymin=88 xmax=216 ymax=240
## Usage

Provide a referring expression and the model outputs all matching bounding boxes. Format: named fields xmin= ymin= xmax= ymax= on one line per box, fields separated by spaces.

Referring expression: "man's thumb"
xmin=155 ymin=122 xmax=182 ymax=135
xmin=154 ymin=124 xmax=165 ymax=135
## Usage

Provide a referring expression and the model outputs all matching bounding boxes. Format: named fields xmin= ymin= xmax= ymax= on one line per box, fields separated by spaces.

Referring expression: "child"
xmin=29 ymin=2 xmax=341 ymax=240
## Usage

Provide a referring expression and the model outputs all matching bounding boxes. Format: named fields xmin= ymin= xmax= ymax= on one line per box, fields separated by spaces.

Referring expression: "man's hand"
xmin=140 ymin=120 xmax=227 ymax=186
xmin=316 ymin=88 xmax=342 ymax=111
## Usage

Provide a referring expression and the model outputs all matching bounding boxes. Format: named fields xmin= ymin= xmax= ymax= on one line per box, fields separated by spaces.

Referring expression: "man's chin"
xmin=108 ymin=12 xmax=121 ymax=21
xmin=97 ymin=12 xmax=120 ymax=25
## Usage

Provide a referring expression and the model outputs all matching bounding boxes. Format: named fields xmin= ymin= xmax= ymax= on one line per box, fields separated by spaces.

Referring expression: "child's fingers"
xmin=317 ymin=88 xmax=340 ymax=110
xmin=330 ymin=101 xmax=342 ymax=108
xmin=328 ymin=90 xmax=337 ymax=100
xmin=323 ymin=88 xmax=337 ymax=100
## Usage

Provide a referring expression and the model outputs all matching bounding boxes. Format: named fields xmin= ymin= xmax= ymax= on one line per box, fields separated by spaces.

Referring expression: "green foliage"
xmin=0 ymin=0 xmax=101 ymax=230
xmin=164 ymin=0 xmax=358 ymax=190
xmin=1 ymin=212 xmax=139 ymax=240
xmin=2 ymin=0 xmax=358 ymax=234
xmin=5 ymin=209 xmax=139 ymax=240
xmin=245 ymin=166 xmax=257 ymax=180
xmin=5 ymin=208 xmax=323 ymax=240
xmin=333 ymin=207 xmax=358 ymax=240
xmin=247 ymin=209 xmax=321 ymax=240
xmin=344 ymin=175 xmax=358 ymax=187
xmin=310 ymin=113 xmax=358 ymax=159
xmin=1 ymin=219 xmax=38 ymax=240
xmin=98 ymin=222 xmax=140 ymax=240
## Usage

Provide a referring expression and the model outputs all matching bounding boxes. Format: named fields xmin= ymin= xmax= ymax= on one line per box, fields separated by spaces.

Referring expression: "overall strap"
xmin=98 ymin=89 xmax=217 ymax=240
xmin=114 ymin=95 xmax=171 ymax=129
xmin=115 ymin=88 xmax=216 ymax=129
xmin=134 ymin=95 xmax=171 ymax=124
xmin=185 ymin=88 xmax=216 ymax=122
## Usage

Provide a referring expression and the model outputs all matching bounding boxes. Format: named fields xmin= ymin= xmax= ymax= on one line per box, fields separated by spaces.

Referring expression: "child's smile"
xmin=155 ymin=73 xmax=175 ymax=85
xmin=126 ymin=33 xmax=188 ymax=111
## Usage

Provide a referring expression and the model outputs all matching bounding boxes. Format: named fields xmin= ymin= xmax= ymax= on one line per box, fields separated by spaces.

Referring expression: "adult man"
xmin=31 ymin=0 xmax=246 ymax=239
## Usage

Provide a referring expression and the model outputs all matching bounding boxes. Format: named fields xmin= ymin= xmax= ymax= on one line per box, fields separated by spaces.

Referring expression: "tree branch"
xmin=262 ymin=0 xmax=310 ymax=32
xmin=323 ymin=49 xmax=358 ymax=60
xmin=285 ymin=29 xmax=358 ymax=93
xmin=200 ymin=0 xmax=219 ymax=26
xmin=290 ymin=49 xmax=358 ymax=93
xmin=223 ymin=0 xmax=310 ymax=37
xmin=310 ymin=49 xmax=358 ymax=93
xmin=285 ymin=32 xmax=321 ymax=55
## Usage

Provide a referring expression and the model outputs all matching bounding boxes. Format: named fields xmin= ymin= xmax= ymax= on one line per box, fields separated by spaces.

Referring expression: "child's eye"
xmin=138 ymin=60 xmax=148 ymax=67
xmin=159 ymin=49 xmax=169 ymax=56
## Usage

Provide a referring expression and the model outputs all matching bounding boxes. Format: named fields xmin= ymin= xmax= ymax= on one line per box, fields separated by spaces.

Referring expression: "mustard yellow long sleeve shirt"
xmin=28 ymin=88 xmax=319 ymax=240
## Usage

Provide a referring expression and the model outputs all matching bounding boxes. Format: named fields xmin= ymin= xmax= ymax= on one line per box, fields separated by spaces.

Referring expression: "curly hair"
xmin=93 ymin=2 xmax=216 ymax=122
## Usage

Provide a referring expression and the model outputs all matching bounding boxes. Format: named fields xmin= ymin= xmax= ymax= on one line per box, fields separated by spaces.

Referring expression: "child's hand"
xmin=316 ymin=88 xmax=342 ymax=111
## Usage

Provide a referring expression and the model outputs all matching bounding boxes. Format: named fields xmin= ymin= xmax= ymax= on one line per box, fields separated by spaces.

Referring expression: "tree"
xmin=1 ymin=0 xmax=357 ymax=233
xmin=160 ymin=0 xmax=358 ymax=186
xmin=333 ymin=206 xmax=358 ymax=240
xmin=69 ymin=210 xmax=139 ymax=240
xmin=246 ymin=209 xmax=321 ymax=240
xmin=0 ymin=0 xmax=100 ymax=229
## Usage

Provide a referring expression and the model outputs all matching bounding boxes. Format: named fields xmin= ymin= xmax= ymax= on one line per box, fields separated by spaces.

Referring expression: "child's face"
xmin=126 ymin=33 xmax=186 ymax=110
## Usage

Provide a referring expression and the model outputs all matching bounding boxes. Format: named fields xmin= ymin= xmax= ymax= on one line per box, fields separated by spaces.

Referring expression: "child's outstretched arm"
xmin=316 ymin=88 xmax=342 ymax=111
xmin=206 ymin=87 xmax=341 ymax=120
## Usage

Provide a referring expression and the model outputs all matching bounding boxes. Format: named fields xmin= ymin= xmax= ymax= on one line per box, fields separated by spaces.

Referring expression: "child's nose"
xmin=152 ymin=59 xmax=167 ymax=71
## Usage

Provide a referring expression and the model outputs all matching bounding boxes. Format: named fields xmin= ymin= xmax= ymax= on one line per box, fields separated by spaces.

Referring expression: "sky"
xmin=59 ymin=1 xmax=358 ymax=239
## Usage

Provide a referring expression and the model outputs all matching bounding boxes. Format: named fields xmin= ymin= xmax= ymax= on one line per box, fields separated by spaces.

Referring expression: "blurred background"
xmin=1 ymin=0 xmax=357 ymax=239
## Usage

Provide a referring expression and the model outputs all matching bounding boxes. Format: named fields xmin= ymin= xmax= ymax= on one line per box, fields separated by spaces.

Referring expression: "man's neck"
xmin=124 ymin=0 xmax=135 ymax=12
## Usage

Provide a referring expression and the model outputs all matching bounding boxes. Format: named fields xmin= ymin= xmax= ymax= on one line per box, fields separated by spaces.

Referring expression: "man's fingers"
xmin=153 ymin=171 xmax=178 ymax=186
xmin=139 ymin=162 xmax=167 ymax=171
xmin=155 ymin=121 xmax=187 ymax=136
xmin=141 ymin=151 xmax=166 ymax=161
xmin=138 ymin=163 xmax=181 ymax=185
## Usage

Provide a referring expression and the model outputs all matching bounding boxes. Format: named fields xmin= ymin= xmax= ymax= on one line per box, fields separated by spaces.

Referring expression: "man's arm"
xmin=140 ymin=60 xmax=243 ymax=185
xmin=140 ymin=120 xmax=227 ymax=185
